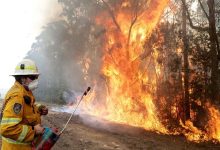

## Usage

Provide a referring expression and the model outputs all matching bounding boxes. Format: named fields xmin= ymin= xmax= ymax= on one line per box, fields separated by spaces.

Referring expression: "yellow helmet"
xmin=11 ymin=59 xmax=40 ymax=76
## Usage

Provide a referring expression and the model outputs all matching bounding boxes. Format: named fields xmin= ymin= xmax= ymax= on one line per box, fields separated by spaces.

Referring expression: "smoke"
xmin=0 ymin=0 xmax=62 ymax=90
xmin=51 ymin=105 xmax=148 ymax=135
xmin=26 ymin=0 xmax=105 ymax=103
xmin=21 ymin=0 xmax=220 ymax=143
xmin=79 ymin=113 xmax=149 ymax=135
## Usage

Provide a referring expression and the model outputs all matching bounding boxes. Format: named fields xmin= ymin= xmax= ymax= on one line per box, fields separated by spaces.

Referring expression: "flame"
xmin=179 ymin=102 xmax=220 ymax=142
xmin=180 ymin=120 xmax=208 ymax=142
xmin=206 ymin=103 xmax=220 ymax=141
xmin=79 ymin=56 xmax=91 ymax=81
xmin=77 ymin=0 xmax=220 ymax=144
xmin=81 ymin=0 xmax=170 ymax=133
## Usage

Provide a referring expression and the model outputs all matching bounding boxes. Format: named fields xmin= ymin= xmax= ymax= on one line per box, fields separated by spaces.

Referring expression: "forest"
xmin=26 ymin=0 xmax=220 ymax=143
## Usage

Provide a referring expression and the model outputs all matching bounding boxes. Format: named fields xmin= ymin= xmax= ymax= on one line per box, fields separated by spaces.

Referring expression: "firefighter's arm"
xmin=0 ymin=95 xmax=35 ymax=142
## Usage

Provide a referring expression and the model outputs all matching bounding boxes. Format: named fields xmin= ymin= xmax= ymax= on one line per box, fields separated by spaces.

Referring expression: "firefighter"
xmin=0 ymin=59 xmax=48 ymax=150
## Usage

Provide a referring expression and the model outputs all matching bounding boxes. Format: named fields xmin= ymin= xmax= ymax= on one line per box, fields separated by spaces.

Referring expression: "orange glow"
xmin=78 ymin=0 xmax=220 ymax=144
xmin=179 ymin=102 xmax=220 ymax=142
xmin=79 ymin=57 xmax=91 ymax=81
xmin=206 ymin=103 xmax=220 ymax=141
xmin=81 ymin=0 xmax=170 ymax=133
xmin=99 ymin=0 xmax=169 ymax=133
xmin=180 ymin=120 xmax=208 ymax=142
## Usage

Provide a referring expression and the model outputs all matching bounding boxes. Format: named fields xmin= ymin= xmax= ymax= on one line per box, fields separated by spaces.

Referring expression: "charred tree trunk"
xmin=207 ymin=0 xmax=219 ymax=104
xmin=204 ymin=65 xmax=208 ymax=101
xmin=182 ymin=0 xmax=190 ymax=122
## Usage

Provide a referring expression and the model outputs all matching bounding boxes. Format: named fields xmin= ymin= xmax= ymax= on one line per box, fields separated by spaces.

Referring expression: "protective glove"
xmin=34 ymin=124 xmax=45 ymax=135
xmin=38 ymin=105 xmax=48 ymax=115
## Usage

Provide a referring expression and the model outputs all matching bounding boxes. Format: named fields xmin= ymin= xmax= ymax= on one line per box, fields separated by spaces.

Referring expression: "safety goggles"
xmin=27 ymin=75 xmax=39 ymax=80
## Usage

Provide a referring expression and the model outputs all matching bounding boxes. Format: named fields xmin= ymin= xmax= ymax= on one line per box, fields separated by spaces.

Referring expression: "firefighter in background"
xmin=0 ymin=59 xmax=48 ymax=150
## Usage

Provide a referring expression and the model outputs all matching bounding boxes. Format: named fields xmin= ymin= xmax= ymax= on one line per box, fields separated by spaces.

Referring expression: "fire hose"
xmin=32 ymin=87 xmax=91 ymax=150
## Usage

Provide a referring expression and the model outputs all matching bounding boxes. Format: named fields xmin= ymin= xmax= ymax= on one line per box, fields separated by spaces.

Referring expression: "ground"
xmin=1 ymin=102 xmax=220 ymax=150
xmin=43 ymin=104 xmax=220 ymax=150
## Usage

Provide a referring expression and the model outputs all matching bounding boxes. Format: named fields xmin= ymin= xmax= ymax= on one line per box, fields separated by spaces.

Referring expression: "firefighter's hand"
xmin=38 ymin=105 xmax=48 ymax=115
xmin=34 ymin=124 xmax=45 ymax=135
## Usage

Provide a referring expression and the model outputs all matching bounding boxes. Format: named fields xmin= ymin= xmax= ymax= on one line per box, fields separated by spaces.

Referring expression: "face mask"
xmin=28 ymin=79 xmax=39 ymax=91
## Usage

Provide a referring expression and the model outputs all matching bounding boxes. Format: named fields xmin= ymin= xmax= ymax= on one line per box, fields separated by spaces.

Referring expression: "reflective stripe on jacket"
xmin=0 ymin=81 xmax=41 ymax=150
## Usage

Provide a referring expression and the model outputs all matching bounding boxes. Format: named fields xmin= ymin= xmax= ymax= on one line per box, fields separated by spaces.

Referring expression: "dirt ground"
xmin=43 ymin=105 xmax=220 ymax=150
xmin=1 ymin=102 xmax=220 ymax=150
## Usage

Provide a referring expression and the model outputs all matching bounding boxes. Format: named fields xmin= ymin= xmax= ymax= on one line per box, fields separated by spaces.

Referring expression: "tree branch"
xmin=181 ymin=0 xmax=209 ymax=32
xmin=207 ymin=0 xmax=220 ymax=58
xmin=198 ymin=0 xmax=209 ymax=19
xmin=101 ymin=0 xmax=121 ymax=31
xmin=127 ymin=0 xmax=139 ymax=47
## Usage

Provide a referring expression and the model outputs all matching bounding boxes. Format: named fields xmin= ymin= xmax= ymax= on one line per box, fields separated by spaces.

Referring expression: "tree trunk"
xmin=182 ymin=0 xmax=190 ymax=122
xmin=181 ymin=0 xmax=219 ymax=104
xmin=207 ymin=0 xmax=219 ymax=104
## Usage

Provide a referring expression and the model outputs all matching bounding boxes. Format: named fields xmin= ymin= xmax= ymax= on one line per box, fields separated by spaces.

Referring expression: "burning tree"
xmin=80 ymin=0 xmax=220 ymax=142
xmin=28 ymin=0 xmax=220 ymax=144
xmin=78 ymin=0 xmax=169 ymax=132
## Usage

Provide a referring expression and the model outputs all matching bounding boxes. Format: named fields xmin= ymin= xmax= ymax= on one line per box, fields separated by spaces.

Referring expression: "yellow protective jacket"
xmin=0 ymin=81 xmax=41 ymax=150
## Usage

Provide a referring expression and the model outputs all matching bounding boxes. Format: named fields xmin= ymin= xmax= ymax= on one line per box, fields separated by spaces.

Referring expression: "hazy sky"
xmin=0 ymin=0 xmax=61 ymax=90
